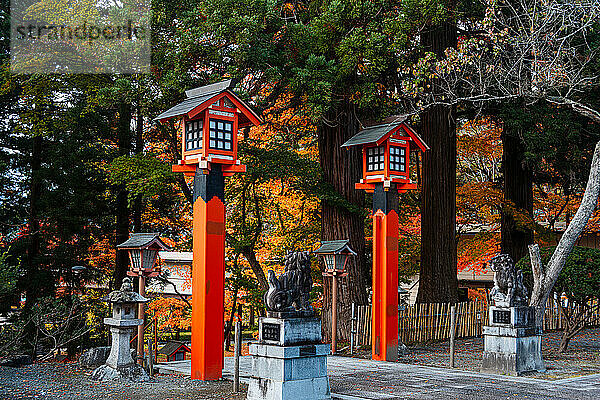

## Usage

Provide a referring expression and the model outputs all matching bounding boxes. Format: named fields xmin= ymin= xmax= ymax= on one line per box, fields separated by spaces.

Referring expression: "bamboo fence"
xmin=352 ymin=299 xmax=600 ymax=345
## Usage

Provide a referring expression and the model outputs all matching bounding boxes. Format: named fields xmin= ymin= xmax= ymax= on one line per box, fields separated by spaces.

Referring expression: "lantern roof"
xmin=314 ymin=240 xmax=357 ymax=255
xmin=341 ymin=118 xmax=429 ymax=152
xmin=153 ymin=79 xmax=262 ymax=127
xmin=117 ymin=232 xmax=171 ymax=251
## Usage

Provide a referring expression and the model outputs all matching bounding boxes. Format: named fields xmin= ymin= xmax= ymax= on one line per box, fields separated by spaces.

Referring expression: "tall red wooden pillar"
xmin=191 ymin=164 xmax=225 ymax=380
xmin=371 ymin=183 xmax=399 ymax=362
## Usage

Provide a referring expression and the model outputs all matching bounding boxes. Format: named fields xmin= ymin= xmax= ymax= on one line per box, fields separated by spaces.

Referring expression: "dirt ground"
xmin=342 ymin=326 xmax=600 ymax=380
xmin=0 ymin=362 xmax=247 ymax=400
xmin=2 ymin=327 xmax=600 ymax=399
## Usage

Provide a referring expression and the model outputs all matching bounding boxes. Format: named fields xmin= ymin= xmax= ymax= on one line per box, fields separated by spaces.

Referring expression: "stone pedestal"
xmin=246 ymin=316 xmax=331 ymax=400
xmin=91 ymin=318 xmax=149 ymax=382
xmin=481 ymin=305 xmax=545 ymax=376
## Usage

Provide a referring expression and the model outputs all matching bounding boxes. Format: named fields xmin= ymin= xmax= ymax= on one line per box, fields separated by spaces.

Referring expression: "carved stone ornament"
xmin=107 ymin=277 xmax=148 ymax=304
xmin=489 ymin=254 xmax=529 ymax=307
xmin=264 ymin=251 xmax=313 ymax=315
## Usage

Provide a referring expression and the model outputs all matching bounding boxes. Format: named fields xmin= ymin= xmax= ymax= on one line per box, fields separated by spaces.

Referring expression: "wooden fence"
xmin=352 ymin=299 xmax=600 ymax=345
xmin=543 ymin=298 xmax=600 ymax=331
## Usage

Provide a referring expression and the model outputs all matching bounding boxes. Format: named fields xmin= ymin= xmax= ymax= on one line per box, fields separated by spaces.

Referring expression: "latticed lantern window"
xmin=209 ymin=119 xmax=233 ymax=150
xmin=323 ymin=254 xmax=336 ymax=271
xmin=323 ymin=253 xmax=349 ymax=272
xmin=128 ymin=248 xmax=159 ymax=271
xmin=129 ymin=249 xmax=142 ymax=270
xmin=185 ymin=119 xmax=203 ymax=151
xmin=142 ymin=249 xmax=159 ymax=270
xmin=367 ymin=146 xmax=385 ymax=171
xmin=389 ymin=146 xmax=406 ymax=172
xmin=334 ymin=254 xmax=347 ymax=270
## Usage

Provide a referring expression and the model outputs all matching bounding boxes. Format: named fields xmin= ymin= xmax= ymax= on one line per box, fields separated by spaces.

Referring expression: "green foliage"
xmin=501 ymin=101 xmax=600 ymax=190
xmin=104 ymin=153 xmax=176 ymax=200
xmin=81 ymin=289 xmax=110 ymax=346
xmin=194 ymin=0 xmax=439 ymax=121
xmin=0 ymin=249 xmax=19 ymax=312
xmin=518 ymin=246 xmax=600 ymax=304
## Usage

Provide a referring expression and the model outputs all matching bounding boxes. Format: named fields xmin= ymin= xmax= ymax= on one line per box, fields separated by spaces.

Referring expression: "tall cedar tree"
xmin=499 ymin=100 xmax=600 ymax=263
xmin=417 ymin=19 xmax=459 ymax=303
xmin=501 ymin=130 xmax=534 ymax=263
xmin=500 ymin=104 xmax=534 ymax=264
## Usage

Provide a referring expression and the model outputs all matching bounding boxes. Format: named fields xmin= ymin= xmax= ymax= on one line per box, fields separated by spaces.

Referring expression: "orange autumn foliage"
xmin=147 ymin=296 xmax=191 ymax=331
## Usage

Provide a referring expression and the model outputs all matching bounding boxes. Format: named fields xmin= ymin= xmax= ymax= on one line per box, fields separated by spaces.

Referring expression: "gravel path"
xmin=0 ymin=362 xmax=247 ymax=400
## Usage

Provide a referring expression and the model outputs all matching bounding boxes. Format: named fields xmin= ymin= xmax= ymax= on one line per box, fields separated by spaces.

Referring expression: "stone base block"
xmin=80 ymin=347 xmax=111 ymax=369
xmin=259 ymin=317 xmax=322 ymax=346
xmin=247 ymin=342 xmax=331 ymax=400
xmin=249 ymin=343 xmax=329 ymax=381
xmin=91 ymin=363 xmax=150 ymax=382
xmin=481 ymin=333 xmax=545 ymax=376
xmin=247 ymin=376 xmax=331 ymax=400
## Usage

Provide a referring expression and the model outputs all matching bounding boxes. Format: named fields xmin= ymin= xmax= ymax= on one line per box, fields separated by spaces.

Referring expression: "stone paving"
xmin=327 ymin=356 xmax=600 ymax=399
xmin=389 ymin=326 xmax=600 ymax=380
xmin=155 ymin=355 xmax=600 ymax=399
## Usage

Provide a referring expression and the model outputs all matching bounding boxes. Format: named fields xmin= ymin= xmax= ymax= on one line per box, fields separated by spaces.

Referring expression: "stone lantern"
xmin=91 ymin=278 xmax=150 ymax=382
xmin=117 ymin=232 xmax=170 ymax=365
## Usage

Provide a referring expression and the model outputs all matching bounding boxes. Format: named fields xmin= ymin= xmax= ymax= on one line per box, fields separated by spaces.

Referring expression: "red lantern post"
xmin=342 ymin=119 xmax=428 ymax=361
xmin=155 ymin=80 xmax=261 ymax=380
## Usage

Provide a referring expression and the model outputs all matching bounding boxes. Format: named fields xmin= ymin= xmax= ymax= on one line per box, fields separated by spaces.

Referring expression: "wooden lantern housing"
xmin=117 ymin=232 xmax=171 ymax=278
xmin=154 ymin=80 xmax=262 ymax=176
xmin=314 ymin=239 xmax=356 ymax=275
xmin=341 ymin=119 xmax=429 ymax=192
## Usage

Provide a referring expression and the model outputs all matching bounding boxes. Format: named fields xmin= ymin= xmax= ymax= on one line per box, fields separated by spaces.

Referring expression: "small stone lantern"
xmin=117 ymin=233 xmax=170 ymax=364
xmin=91 ymin=278 xmax=150 ymax=382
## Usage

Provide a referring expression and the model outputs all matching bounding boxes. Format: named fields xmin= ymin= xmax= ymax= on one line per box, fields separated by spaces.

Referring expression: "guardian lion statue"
xmin=264 ymin=251 xmax=313 ymax=314
xmin=489 ymin=254 xmax=528 ymax=306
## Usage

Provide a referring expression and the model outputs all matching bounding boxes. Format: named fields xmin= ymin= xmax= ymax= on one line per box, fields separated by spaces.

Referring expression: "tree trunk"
xmin=501 ymin=129 xmax=534 ymax=264
xmin=417 ymin=20 xmax=459 ymax=304
xmin=558 ymin=333 xmax=571 ymax=353
xmin=529 ymin=141 xmax=600 ymax=324
xmin=224 ymin=286 xmax=238 ymax=351
xmin=112 ymin=103 xmax=132 ymax=290
xmin=318 ymin=101 xmax=367 ymax=342
xmin=24 ymin=135 xmax=44 ymax=310
xmin=132 ymin=110 xmax=144 ymax=232
xmin=241 ymin=246 xmax=268 ymax=291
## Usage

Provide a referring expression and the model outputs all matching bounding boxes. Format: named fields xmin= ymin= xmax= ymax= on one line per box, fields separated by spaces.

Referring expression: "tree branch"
xmin=530 ymin=141 xmax=600 ymax=307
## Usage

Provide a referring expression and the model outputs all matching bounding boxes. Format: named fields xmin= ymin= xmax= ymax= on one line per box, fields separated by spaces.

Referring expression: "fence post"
xmin=153 ymin=318 xmax=158 ymax=362
xmin=450 ymin=304 xmax=456 ymax=368
xmin=147 ymin=337 xmax=154 ymax=376
xmin=233 ymin=319 xmax=241 ymax=393
xmin=350 ymin=303 xmax=356 ymax=355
